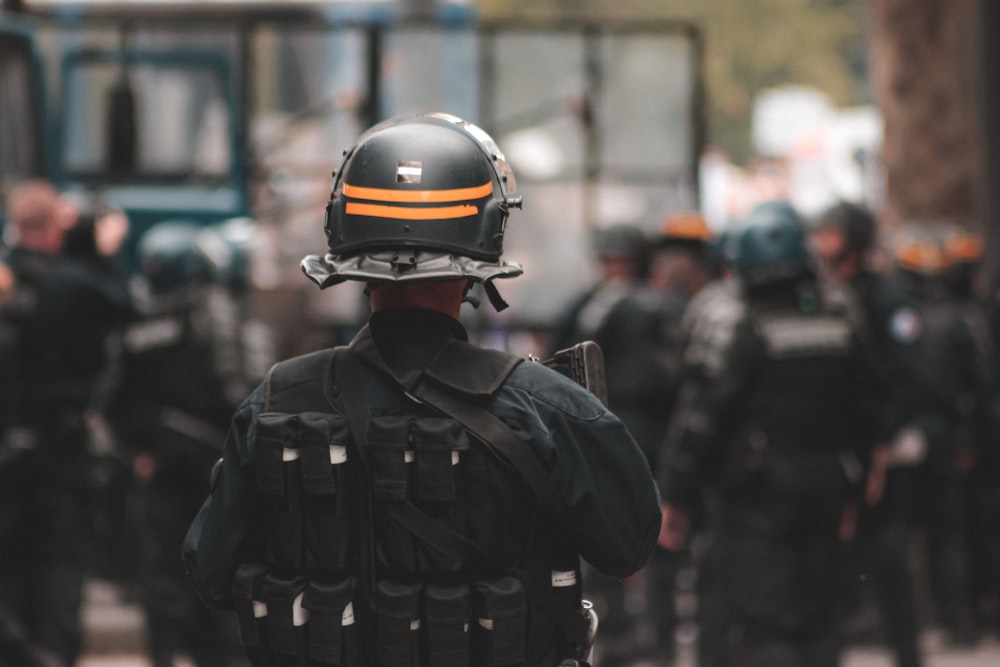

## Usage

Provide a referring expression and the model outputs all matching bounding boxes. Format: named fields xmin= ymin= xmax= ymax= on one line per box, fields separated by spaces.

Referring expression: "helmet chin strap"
xmin=483 ymin=281 xmax=510 ymax=311
xmin=461 ymin=280 xmax=481 ymax=309
xmin=461 ymin=279 xmax=509 ymax=311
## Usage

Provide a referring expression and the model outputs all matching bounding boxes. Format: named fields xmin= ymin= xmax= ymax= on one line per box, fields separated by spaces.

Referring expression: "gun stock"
xmin=542 ymin=341 xmax=608 ymax=407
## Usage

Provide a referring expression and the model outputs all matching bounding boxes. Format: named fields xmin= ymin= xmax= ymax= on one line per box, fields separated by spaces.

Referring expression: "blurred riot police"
xmin=183 ymin=113 xmax=661 ymax=667
xmin=548 ymin=223 xmax=665 ymax=659
xmin=15 ymin=201 xmax=134 ymax=666
xmin=887 ymin=228 xmax=994 ymax=646
xmin=635 ymin=212 xmax=714 ymax=663
xmin=0 ymin=179 xmax=73 ymax=666
xmin=659 ymin=201 xmax=878 ymax=667
xmin=810 ymin=202 xmax=927 ymax=666
xmin=550 ymin=222 xmax=659 ymax=449
xmin=942 ymin=229 xmax=1000 ymax=634
xmin=107 ymin=219 xmax=267 ymax=667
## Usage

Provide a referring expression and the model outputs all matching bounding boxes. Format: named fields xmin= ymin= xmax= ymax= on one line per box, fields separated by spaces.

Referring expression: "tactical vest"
xmin=230 ymin=328 xmax=591 ymax=667
xmin=731 ymin=301 xmax=868 ymax=502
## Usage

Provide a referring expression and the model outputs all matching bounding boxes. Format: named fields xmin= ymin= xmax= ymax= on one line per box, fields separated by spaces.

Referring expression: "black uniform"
xmin=660 ymin=277 xmax=877 ymax=667
xmin=184 ymin=308 xmax=661 ymax=667
xmin=3 ymin=231 xmax=134 ymax=665
xmin=890 ymin=269 xmax=994 ymax=644
xmin=837 ymin=267 xmax=928 ymax=667
xmin=109 ymin=281 xmax=259 ymax=667
xmin=0 ymin=249 xmax=51 ymax=666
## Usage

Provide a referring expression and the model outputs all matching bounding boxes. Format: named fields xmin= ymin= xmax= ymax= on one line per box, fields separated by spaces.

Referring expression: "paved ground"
xmin=78 ymin=579 xmax=1000 ymax=666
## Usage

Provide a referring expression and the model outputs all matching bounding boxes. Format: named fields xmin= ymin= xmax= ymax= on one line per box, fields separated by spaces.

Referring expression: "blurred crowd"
xmin=0 ymin=179 xmax=274 ymax=667
xmin=551 ymin=200 xmax=1000 ymax=666
xmin=2 ymin=174 xmax=1000 ymax=667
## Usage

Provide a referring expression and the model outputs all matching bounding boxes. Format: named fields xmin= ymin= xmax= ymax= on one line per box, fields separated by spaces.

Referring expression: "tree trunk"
xmin=869 ymin=0 xmax=981 ymax=229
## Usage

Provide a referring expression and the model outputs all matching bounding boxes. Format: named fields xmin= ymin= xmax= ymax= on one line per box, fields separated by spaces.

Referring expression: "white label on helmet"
xmin=397 ymin=161 xmax=423 ymax=183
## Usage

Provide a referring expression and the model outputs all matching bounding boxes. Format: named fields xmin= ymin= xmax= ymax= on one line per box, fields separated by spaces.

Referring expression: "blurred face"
xmin=5 ymin=181 xmax=73 ymax=255
xmin=599 ymin=255 xmax=639 ymax=281
xmin=810 ymin=226 xmax=856 ymax=281
xmin=95 ymin=210 xmax=130 ymax=256
xmin=0 ymin=262 xmax=14 ymax=301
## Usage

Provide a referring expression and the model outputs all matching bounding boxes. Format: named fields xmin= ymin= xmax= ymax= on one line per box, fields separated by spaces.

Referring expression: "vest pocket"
xmin=302 ymin=577 xmax=360 ymax=666
xmin=412 ymin=419 xmax=468 ymax=503
xmin=260 ymin=574 xmax=310 ymax=657
xmin=372 ymin=580 xmax=422 ymax=667
xmin=256 ymin=412 xmax=353 ymax=570
xmin=424 ymin=583 xmax=472 ymax=667
xmin=473 ymin=576 xmax=527 ymax=667
xmin=367 ymin=416 xmax=413 ymax=501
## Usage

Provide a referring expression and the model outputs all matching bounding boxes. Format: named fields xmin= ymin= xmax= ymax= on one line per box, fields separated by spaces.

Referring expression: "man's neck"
xmin=368 ymin=280 xmax=466 ymax=319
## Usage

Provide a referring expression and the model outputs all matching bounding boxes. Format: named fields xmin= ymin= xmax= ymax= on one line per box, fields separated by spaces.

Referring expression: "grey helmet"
xmin=301 ymin=113 xmax=524 ymax=310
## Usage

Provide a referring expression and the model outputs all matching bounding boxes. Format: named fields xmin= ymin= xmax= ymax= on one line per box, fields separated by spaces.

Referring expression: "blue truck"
xmin=1 ymin=1 xmax=705 ymax=348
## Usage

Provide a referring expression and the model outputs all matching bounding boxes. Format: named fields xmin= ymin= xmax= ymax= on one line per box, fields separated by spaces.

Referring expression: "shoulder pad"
xmin=264 ymin=348 xmax=337 ymax=412
xmin=425 ymin=339 xmax=523 ymax=399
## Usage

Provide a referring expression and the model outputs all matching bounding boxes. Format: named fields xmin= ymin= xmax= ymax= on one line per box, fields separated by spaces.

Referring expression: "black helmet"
xmin=137 ymin=220 xmax=213 ymax=294
xmin=813 ymin=201 xmax=877 ymax=256
xmin=301 ymin=113 xmax=523 ymax=308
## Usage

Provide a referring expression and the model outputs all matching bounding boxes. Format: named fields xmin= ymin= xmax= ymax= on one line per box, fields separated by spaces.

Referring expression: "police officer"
xmin=659 ymin=201 xmax=878 ymax=667
xmin=548 ymin=223 xmax=663 ymax=661
xmin=636 ymin=211 xmax=714 ymax=663
xmin=109 ymin=220 xmax=262 ymax=667
xmin=887 ymin=227 xmax=994 ymax=646
xmin=942 ymin=229 xmax=1000 ymax=635
xmin=0 ymin=179 xmax=75 ymax=667
xmin=810 ymin=202 xmax=928 ymax=666
xmin=182 ymin=113 xmax=661 ymax=667
xmin=18 ymin=202 xmax=135 ymax=666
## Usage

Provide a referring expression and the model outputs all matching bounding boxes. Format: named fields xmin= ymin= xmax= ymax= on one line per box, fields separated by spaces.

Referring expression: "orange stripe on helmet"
xmin=343 ymin=181 xmax=493 ymax=203
xmin=346 ymin=202 xmax=478 ymax=220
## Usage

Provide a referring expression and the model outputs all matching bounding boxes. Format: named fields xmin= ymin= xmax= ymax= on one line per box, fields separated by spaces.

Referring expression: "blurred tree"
xmin=870 ymin=0 xmax=980 ymax=228
xmin=478 ymin=0 xmax=868 ymax=163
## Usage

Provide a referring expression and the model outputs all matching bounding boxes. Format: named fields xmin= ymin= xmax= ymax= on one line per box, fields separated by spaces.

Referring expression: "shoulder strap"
xmin=348 ymin=325 xmax=565 ymax=519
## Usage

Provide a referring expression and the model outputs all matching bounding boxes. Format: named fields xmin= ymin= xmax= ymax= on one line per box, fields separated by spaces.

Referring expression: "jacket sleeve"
xmin=182 ymin=383 xmax=266 ymax=609
xmin=492 ymin=362 xmax=662 ymax=579
xmin=657 ymin=292 xmax=754 ymax=508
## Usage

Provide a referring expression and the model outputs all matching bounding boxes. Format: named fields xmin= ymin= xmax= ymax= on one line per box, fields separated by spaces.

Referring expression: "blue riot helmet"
xmin=198 ymin=217 xmax=256 ymax=290
xmin=728 ymin=201 xmax=814 ymax=287
xmin=137 ymin=220 xmax=213 ymax=294
xmin=301 ymin=113 xmax=523 ymax=310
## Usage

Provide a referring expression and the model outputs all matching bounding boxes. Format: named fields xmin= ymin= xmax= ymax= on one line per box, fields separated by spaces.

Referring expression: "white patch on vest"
xmin=757 ymin=315 xmax=851 ymax=358
xmin=293 ymin=592 xmax=309 ymax=626
xmin=551 ymin=570 xmax=578 ymax=587
xmin=452 ymin=451 xmax=460 ymax=466
xmin=329 ymin=444 xmax=347 ymax=464
xmin=889 ymin=307 xmax=922 ymax=344
xmin=405 ymin=450 xmax=416 ymax=463
xmin=342 ymin=602 xmax=355 ymax=626
xmin=396 ymin=161 xmax=423 ymax=183
xmin=253 ymin=600 xmax=267 ymax=618
xmin=124 ymin=316 xmax=183 ymax=352
xmin=282 ymin=448 xmax=299 ymax=462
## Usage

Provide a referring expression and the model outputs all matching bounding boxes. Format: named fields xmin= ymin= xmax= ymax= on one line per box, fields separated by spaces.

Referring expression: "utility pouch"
xmin=256 ymin=412 xmax=353 ymax=570
xmin=302 ymin=578 xmax=358 ymax=666
xmin=232 ymin=563 xmax=270 ymax=647
xmin=367 ymin=417 xmax=413 ymax=501
xmin=260 ymin=574 xmax=310 ymax=657
xmin=372 ymin=580 xmax=422 ymax=667
xmin=413 ymin=419 xmax=468 ymax=503
xmin=474 ymin=576 xmax=527 ymax=667
xmin=425 ymin=583 xmax=472 ymax=667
